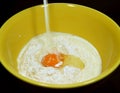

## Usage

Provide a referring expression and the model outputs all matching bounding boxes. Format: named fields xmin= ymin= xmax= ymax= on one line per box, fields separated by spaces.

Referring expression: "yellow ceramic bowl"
xmin=0 ymin=3 xmax=120 ymax=89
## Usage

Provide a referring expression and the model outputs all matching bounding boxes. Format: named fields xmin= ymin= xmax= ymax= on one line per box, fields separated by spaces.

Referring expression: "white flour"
xmin=17 ymin=32 xmax=102 ymax=84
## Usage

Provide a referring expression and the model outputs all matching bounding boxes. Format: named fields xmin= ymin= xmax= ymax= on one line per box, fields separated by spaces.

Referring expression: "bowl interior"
xmin=0 ymin=3 xmax=120 ymax=88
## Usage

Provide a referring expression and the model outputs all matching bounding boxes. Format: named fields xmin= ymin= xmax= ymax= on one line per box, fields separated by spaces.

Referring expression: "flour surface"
xmin=17 ymin=32 xmax=102 ymax=84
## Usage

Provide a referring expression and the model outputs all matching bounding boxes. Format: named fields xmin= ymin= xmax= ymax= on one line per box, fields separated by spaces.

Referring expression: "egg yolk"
xmin=41 ymin=53 xmax=64 ymax=68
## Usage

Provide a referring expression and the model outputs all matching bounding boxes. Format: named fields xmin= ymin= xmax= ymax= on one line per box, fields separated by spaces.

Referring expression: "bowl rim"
xmin=0 ymin=3 xmax=120 ymax=89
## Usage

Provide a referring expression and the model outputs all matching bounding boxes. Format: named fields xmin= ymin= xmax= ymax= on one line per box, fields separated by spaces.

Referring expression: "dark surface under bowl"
xmin=0 ymin=0 xmax=120 ymax=93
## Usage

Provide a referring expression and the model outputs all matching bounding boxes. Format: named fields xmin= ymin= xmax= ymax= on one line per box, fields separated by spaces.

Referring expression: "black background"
xmin=0 ymin=0 xmax=120 ymax=93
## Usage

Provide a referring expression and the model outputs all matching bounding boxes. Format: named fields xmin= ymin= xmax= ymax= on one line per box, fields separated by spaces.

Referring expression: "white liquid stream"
xmin=43 ymin=0 xmax=50 ymax=33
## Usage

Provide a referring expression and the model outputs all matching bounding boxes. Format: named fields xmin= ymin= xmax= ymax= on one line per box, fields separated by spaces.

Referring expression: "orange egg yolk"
xmin=41 ymin=53 xmax=64 ymax=68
